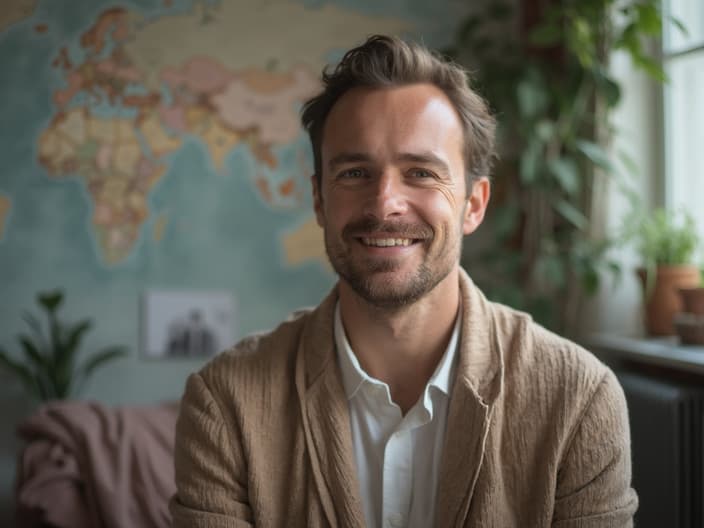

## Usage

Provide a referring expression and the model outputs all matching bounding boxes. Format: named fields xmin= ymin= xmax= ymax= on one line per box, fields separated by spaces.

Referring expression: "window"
xmin=662 ymin=0 xmax=704 ymax=235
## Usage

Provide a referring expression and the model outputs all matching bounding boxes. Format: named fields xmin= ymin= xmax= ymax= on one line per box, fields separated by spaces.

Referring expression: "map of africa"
xmin=0 ymin=0 xmax=464 ymax=341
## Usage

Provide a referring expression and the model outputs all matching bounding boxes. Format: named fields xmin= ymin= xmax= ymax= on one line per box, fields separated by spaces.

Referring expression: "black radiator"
xmin=616 ymin=370 xmax=704 ymax=528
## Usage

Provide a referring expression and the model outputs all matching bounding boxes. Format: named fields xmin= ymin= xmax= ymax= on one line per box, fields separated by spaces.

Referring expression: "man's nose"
xmin=363 ymin=170 xmax=408 ymax=220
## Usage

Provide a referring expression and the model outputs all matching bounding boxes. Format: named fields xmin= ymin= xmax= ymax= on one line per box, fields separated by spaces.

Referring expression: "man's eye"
xmin=409 ymin=168 xmax=435 ymax=179
xmin=338 ymin=168 xmax=366 ymax=179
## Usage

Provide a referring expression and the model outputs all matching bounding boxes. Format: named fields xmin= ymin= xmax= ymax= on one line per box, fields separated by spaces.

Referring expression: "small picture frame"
xmin=141 ymin=290 xmax=236 ymax=359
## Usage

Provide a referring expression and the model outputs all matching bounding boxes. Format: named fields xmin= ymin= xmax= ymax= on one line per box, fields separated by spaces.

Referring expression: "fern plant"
xmin=0 ymin=290 xmax=127 ymax=401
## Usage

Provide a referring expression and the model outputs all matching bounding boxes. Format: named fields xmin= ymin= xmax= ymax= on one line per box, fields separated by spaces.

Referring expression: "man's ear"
xmin=311 ymin=174 xmax=325 ymax=227
xmin=463 ymin=176 xmax=491 ymax=235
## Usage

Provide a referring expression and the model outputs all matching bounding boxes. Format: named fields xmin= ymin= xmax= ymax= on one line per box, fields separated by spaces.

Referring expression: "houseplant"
xmin=0 ymin=289 xmax=128 ymax=402
xmin=632 ymin=208 xmax=700 ymax=335
xmin=446 ymin=0 xmax=683 ymax=335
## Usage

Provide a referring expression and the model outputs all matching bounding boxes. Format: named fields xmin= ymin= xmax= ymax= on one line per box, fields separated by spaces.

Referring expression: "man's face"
xmin=313 ymin=83 xmax=489 ymax=308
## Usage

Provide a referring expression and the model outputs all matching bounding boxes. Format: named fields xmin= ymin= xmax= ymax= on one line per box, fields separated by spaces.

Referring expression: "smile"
xmin=360 ymin=237 xmax=414 ymax=247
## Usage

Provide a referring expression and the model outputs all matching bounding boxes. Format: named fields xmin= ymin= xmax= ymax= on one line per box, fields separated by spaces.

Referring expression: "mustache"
xmin=342 ymin=218 xmax=433 ymax=239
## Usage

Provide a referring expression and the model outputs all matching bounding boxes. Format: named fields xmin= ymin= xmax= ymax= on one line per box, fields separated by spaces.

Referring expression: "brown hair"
xmin=301 ymin=34 xmax=496 ymax=187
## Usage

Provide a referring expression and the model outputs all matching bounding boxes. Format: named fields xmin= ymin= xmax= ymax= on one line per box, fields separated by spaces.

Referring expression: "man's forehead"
xmin=320 ymin=84 xmax=464 ymax=163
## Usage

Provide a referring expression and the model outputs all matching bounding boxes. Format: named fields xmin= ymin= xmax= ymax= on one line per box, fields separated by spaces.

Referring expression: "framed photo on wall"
xmin=141 ymin=290 xmax=236 ymax=360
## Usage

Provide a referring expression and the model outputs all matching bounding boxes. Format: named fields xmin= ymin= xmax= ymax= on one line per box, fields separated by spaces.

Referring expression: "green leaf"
xmin=580 ymin=266 xmax=600 ymax=295
xmin=22 ymin=311 xmax=46 ymax=345
xmin=535 ymin=120 xmax=555 ymax=142
xmin=64 ymin=320 xmax=92 ymax=359
xmin=635 ymin=3 xmax=662 ymax=35
xmin=18 ymin=335 xmax=46 ymax=369
xmin=633 ymin=54 xmax=667 ymax=82
xmin=668 ymin=15 xmax=688 ymax=38
xmin=547 ymin=157 xmax=580 ymax=196
xmin=520 ymin=141 xmax=542 ymax=184
xmin=516 ymin=75 xmax=547 ymax=119
xmin=575 ymin=140 xmax=615 ymax=173
xmin=49 ymin=316 xmax=65 ymax=363
xmin=78 ymin=345 xmax=128 ymax=380
xmin=535 ymin=254 xmax=566 ymax=289
xmin=529 ymin=23 xmax=562 ymax=47
xmin=554 ymin=200 xmax=588 ymax=230
xmin=606 ymin=260 xmax=623 ymax=285
xmin=38 ymin=290 xmax=63 ymax=313
xmin=52 ymin=320 xmax=92 ymax=399
xmin=595 ymin=70 xmax=622 ymax=107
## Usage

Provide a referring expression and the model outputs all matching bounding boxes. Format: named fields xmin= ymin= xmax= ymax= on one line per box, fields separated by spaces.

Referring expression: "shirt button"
xmin=388 ymin=513 xmax=404 ymax=527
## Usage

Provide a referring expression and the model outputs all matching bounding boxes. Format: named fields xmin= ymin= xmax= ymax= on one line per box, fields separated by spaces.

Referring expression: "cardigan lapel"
xmin=295 ymin=289 xmax=365 ymax=528
xmin=436 ymin=269 xmax=504 ymax=527
xmin=435 ymin=375 xmax=492 ymax=526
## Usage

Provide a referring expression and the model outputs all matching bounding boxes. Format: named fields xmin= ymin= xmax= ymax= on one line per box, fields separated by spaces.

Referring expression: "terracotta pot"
xmin=678 ymin=287 xmax=704 ymax=315
xmin=637 ymin=265 xmax=701 ymax=336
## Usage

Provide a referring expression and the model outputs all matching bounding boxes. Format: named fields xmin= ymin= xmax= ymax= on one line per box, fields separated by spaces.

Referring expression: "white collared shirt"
xmin=334 ymin=303 xmax=460 ymax=528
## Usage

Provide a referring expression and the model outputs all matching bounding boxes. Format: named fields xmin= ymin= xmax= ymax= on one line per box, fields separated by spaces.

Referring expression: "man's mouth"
xmin=359 ymin=237 xmax=417 ymax=247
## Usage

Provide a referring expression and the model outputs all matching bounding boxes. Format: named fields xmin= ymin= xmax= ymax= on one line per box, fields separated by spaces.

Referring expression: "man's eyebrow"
xmin=327 ymin=153 xmax=373 ymax=170
xmin=326 ymin=151 xmax=452 ymax=173
xmin=396 ymin=152 xmax=451 ymax=173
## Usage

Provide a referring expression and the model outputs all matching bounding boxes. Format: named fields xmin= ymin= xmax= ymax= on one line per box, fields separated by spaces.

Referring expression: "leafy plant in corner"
xmin=446 ymin=0 xmax=683 ymax=335
xmin=0 ymin=290 xmax=128 ymax=402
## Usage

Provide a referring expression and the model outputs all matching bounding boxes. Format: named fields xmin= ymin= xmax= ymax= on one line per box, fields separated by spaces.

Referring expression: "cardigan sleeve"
xmin=170 ymin=372 xmax=254 ymax=528
xmin=552 ymin=368 xmax=638 ymax=527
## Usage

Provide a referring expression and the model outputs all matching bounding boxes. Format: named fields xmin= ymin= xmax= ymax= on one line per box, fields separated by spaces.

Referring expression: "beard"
xmin=324 ymin=217 xmax=461 ymax=309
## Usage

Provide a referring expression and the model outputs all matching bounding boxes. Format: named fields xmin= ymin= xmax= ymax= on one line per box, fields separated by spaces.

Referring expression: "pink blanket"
xmin=15 ymin=400 xmax=178 ymax=528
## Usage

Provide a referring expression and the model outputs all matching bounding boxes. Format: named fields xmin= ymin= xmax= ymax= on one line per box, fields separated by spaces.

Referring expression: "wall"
xmin=0 ymin=0 xmax=469 ymax=522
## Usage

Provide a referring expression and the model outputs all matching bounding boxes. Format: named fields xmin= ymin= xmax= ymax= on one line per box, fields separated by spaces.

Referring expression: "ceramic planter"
xmin=637 ymin=265 xmax=701 ymax=336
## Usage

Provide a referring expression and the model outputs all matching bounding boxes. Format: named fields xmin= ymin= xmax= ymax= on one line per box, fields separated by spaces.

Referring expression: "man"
xmin=171 ymin=35 xmax=637 ymax=527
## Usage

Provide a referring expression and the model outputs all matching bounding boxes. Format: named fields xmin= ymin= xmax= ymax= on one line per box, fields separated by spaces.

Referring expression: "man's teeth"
xmin=362 ymin=238 xmax=412 ymax=247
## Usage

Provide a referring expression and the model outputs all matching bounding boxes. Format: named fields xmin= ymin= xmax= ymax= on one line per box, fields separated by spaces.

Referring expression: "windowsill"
xmin=585 ymin=333 xmax=704 ymax=375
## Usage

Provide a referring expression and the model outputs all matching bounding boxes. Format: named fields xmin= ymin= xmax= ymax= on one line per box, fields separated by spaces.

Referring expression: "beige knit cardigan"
xmin=171 ymin=270 xmax=637 ymax=527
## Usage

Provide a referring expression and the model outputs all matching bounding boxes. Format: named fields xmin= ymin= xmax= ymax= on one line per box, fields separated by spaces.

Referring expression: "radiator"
xmin=615 ymin=370 xmax=704 ymax=528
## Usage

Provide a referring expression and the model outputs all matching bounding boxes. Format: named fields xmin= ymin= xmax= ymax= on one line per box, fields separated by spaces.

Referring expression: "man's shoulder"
xmin=489 ymin=300 xmax=610 ymax=399
xmin=487 ymin=301 xmax=626 ymax=449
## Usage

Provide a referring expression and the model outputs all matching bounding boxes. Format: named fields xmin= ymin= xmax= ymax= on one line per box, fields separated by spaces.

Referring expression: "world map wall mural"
xmin=0 ymin=0 xmax=465 ymax=353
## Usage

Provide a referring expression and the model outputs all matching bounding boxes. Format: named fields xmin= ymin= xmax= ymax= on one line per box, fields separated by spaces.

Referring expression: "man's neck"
xmin=338 ymin=270 xmax=461 ymax=414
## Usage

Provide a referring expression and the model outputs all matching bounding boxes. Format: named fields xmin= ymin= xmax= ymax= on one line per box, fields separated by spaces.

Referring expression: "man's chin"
xmin=342 ymin=272 xmax=430 ymax=309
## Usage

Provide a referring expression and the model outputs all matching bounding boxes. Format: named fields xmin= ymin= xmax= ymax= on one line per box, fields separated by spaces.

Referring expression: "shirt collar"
xmin=334 ymin=301 xmax=461 ymax=401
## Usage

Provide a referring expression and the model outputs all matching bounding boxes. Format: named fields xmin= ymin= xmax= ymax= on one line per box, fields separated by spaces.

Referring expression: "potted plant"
xmin=633 ymin=209 xmax=700 ymax=336
xmin=0 ymin=289 xmax=128 ymax=402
